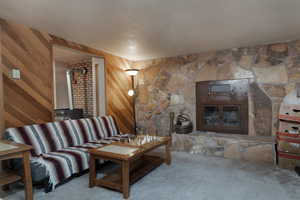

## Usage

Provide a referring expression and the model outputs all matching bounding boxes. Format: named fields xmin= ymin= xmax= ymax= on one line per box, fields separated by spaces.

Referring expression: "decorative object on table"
xmin=127 ymin=135 xmax=162 ymax=146
xmin=174 ymin=113 xmax=193 ymax=134
xmin=125 ymin=68 xmax=140 ymax=134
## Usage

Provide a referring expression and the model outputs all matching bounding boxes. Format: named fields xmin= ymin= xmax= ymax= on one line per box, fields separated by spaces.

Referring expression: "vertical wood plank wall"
xmin=0 ymin=19 xmax=53 ymax=128
xmin=0 ymin=24 xmax=4 ymax=137
xmin=0 ymin=70 xmax=3 ymax=138
xmin=105 ymin=56 xmax=134 ymax=133
xmin=0 ymin=18 xmax=134 ymax=134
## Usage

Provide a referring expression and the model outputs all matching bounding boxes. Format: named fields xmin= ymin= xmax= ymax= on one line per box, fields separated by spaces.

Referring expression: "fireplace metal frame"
xmin=196 ymin=79 xmax=249 ymax=135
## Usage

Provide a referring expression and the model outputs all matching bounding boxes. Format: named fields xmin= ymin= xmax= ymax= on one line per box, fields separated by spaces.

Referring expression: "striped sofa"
xmin=4 ymin=115 xmax=129 ymax=191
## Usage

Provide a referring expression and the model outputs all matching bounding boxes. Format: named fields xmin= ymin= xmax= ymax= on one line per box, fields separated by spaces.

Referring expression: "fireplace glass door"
xmin=203 ymin=106 xmax=220 ymax=126
xmin=202 ymin=105 xmax=241 ymax=130
xmin=223 ymin=106 xmax=240 ymax=128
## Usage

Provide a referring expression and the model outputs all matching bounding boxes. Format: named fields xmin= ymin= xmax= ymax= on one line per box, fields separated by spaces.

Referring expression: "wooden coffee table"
xmin=88 ymin=135 xmax=171 ymax=199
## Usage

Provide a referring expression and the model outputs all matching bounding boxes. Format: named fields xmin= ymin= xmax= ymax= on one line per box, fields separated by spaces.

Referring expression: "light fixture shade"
xmin=128 ymin=89 xmax=135 ymax=96
xmin=125 ymin=69 xmax=139 ymax=76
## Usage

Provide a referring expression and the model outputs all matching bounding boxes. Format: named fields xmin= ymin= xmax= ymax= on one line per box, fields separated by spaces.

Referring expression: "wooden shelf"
xmin=277 ymin=132 xmax=300 ymax=138
xmin=0 ymin=172 xmax=22 ymax=186
xmin=96 ymin=155 xmax=164 ymax=191
xmin=278 ymin=151 xmax=300 ymax=160
xmin=277 ymin=115 xmax=300 ymax=168
xmin=278 ymin=114 xmax=300 ymax=124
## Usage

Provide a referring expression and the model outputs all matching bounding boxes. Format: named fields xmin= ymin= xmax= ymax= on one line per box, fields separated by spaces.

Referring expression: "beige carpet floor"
xmin=3 ymin=152 xmax=300 ymax=200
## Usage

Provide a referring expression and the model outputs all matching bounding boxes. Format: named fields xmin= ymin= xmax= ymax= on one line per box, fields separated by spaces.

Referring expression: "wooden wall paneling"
xmin=105 ymin=61 xmax=134 ymax=133
xmin=0 ymin=19 xmax=53 ymax=128
xmin=0 ymin=67 xmax=4 ymax=137
xmin=102 ymin=53 xmax=134 ymax=133
xmin=51 ymin=36 xmax=134 ymax=133
xmin=0 ymin=23 xmax=4 ymax=137
xmin=0 ymin=18 xmax=134 ymax=134
xmin=50 ymin=44 xmax=55 ymax=120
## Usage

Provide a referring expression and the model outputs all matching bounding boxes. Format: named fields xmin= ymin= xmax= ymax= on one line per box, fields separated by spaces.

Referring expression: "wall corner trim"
xmin=0 ymin=23 xmax=4 ymax=138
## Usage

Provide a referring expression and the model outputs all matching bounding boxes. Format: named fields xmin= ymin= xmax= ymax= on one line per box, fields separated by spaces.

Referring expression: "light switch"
xmin=11 ymin=69 xmax=21 ymax=80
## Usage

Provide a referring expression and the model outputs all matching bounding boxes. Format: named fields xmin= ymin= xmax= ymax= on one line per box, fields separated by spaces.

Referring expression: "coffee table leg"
xmin=89 ymin=155 xmax=96 ymax=188
xmin=23 ymin=151 xmax=33 ymax=200
xmin=122 ymin=161 xmax=130 ymax=199
xmin=165 ymin=141 xmax=171 ymax=165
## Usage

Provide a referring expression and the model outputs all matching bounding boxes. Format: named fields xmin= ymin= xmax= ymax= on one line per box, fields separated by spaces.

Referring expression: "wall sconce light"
xmin=125 ymin=69 xmax=139 ymax=96
xmin=128 ymin=89 xmax=135 ymax=96
xmin=125 ymin=69 xmax=139 ymax=76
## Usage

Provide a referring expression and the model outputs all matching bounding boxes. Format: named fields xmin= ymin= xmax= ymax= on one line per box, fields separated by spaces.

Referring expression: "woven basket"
xmin=174 ymin=114 xmax=193 ymax=134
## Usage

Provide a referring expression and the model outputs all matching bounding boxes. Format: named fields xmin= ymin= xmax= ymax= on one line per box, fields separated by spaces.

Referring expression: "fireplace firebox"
xmin=196 ymin=79 xmax=249 ymax=135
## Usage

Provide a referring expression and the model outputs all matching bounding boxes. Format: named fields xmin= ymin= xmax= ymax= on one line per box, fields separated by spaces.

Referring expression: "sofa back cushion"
xmin=5 ymin=115 xmax=120 ymax=156
xmin=75 ymin=118 xmax=104 ymax=142
xmin=96 ymin=116 xmax=120 ymax=137
xmin=5 ymin=122 xmax=65 ymax=156
xmin=63 ymin=116 xmax=120 ymax=144
xmin=72 ymin=116 xmax=120 ymax=142
xmin=55 ymin=120 xmax=85 ymax=147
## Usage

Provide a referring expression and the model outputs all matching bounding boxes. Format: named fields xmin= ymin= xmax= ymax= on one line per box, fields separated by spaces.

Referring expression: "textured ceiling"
xmin=1 ymin=0 xmax=300 ymax=61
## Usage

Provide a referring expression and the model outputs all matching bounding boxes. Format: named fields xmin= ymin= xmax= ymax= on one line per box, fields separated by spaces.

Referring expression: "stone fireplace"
xmin=131 ymin=41 xmax=300 ymax=164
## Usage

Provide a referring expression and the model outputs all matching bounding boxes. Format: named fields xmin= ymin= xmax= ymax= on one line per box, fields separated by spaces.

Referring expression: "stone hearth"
xmin=172 ymin=132 xmax=275 ymax=164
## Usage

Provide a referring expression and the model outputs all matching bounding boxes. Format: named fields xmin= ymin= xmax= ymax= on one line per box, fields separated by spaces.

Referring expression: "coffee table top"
xmin=88 ymin=135 xmax=171 ymax=161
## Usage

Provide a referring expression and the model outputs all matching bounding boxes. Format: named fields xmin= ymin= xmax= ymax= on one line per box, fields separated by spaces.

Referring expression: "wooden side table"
xmin=0 ymin=140 xmax=33 ymax=200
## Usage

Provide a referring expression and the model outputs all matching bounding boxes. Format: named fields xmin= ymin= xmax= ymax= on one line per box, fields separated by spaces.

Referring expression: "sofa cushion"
xmin=5 ymin=123 xmax=66 ymax=156
xmin=56 ymin=120 xmax=85 ymax=147
xmin=95 ymin=116 xmax=120 ymax=137
xmin=74 ymin=119 xmax=101 ymax=142
xmin=37 ymin=145 xmax=93 ymax=189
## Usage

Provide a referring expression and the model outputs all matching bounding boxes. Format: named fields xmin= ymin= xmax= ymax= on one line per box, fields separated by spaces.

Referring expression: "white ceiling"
xmin=1 ymin=0 xmax=300 ymax=61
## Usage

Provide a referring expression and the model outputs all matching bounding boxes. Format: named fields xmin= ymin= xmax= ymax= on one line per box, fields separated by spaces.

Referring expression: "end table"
xmin=0 ymin=140 xmax=33 ymax=200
